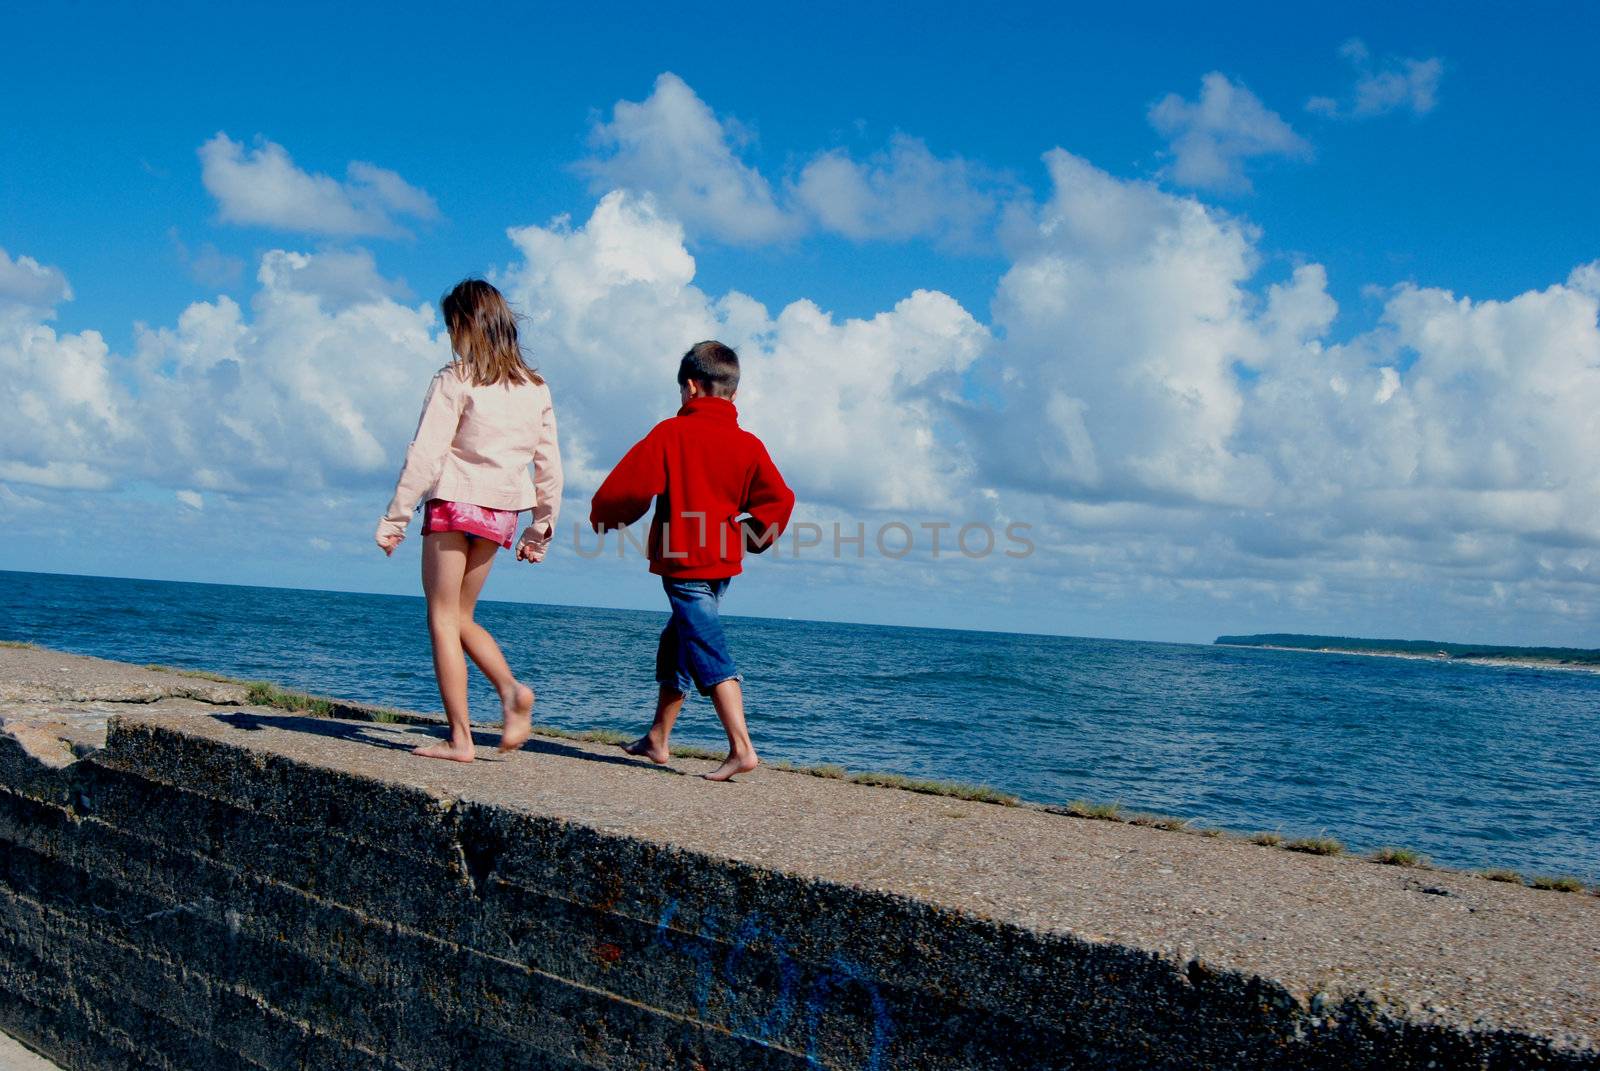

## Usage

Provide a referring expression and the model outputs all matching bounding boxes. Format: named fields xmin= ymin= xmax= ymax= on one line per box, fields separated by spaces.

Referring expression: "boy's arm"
xmin=518 ymin=388 xmax=564 ymax=562
xmin=741 ymin=442 xmax=796 ymax=552
xmin=376 ymin=370 xmax=463 ymax=545
xmin=589 ymin=428 xmax=666 ymax=531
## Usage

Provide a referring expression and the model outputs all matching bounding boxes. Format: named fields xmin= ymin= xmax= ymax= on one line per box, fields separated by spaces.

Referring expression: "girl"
xmin=375 ymin=279 xmax=562 ymax=761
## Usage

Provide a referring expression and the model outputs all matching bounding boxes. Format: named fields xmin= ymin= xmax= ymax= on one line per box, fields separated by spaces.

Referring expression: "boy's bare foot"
xmin=703 ymin=752 xmax=759 ymax=782
xmin=498 ymin=683 xmax=535 ymax=752
xmin=413 ymin=740 xmax=476 ymax=763
xmin=621 ymin=735 xmax=671 ymax=765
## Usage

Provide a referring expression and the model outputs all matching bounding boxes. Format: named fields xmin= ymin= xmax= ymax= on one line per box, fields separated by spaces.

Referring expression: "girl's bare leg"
xmin=455 ymin=537 xmax=534 ymax=751
xmin=703 ymin=679 xmax=758 ymax=781
xmin=623 ymin=685 xmax=684 ymax=764
xmin=417 ymin=532 xmax=477 ymax=761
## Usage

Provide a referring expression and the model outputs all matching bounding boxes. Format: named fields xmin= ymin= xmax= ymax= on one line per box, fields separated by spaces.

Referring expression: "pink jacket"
xmin=377 ymin=364 xmax=563 ymax=558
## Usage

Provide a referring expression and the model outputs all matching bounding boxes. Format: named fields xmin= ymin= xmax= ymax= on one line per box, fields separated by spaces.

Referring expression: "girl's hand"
xmin=376 ymin=531 xmax=403 ymax=556
xmin=515 ymin=524 xmax=552 ymax=563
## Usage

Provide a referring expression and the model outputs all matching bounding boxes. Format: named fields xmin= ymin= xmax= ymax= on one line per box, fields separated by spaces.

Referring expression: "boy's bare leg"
xmin=623 ymin=685 xmax=682 ymax=764
xmin=453 ymin=537 xmax=535 ymax=752
xmin=416 ymin=533 xmax=477 ymax=762
xmin=703 ymin=679 xmax=758 ymax=781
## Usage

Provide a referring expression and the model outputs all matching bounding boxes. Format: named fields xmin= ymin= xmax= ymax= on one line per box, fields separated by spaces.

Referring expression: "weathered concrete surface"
xmin=0 ymin=647 xmax=1596 ymax=1070
xmin=0 ymin=646 xmax=247 ymax=772
xmin=0 ymin=1029 xmax=64 ymax=1071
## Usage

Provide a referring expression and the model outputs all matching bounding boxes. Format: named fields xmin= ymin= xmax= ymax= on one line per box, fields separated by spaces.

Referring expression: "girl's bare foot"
xmin=413 ymin=740 xmax=476 ymax=763
xmin=621 ymin=736 xmax=670 ymax=764
xmin=498 ymin=683 xmax=535 ymax=752
xmin=703 ymin=752 xmax=758 ymax=782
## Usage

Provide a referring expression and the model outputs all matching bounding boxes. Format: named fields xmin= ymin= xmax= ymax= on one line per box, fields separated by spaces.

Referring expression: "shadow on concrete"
xmin=209 ymin=711 xmax=682 ymax=773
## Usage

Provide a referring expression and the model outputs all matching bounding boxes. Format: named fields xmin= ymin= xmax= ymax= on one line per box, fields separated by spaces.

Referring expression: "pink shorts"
xmin=421 ymin=499 xmax=519 ymax=549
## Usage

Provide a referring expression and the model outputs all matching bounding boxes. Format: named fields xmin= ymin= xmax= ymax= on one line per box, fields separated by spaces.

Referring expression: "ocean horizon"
xmin=3 ymin=567 xmax=1597 ymax=883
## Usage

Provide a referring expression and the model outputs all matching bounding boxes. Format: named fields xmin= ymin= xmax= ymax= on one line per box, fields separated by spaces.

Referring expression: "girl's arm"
xmin=375 ymin=369 xmax=464 ymax=546
xmin=516 ymin=388 xmax=564 ymax=562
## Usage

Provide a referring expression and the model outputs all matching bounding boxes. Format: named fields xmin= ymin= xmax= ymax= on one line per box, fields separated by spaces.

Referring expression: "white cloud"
xmin=1149 ymin=72 xmax=1312 ymax=193
xmin=982 ymin=150 xmax=1275 ymax=506
xmin=499 ymin=191 xmax=988 ymax=509
xmin=581 ymin=75 xmax=1013 ymax=249
xmin=198 ymin=133 xmax=439 ymax=238
xmin=5 ymin=140 xmax=1599 ymax=640
xmin=169 ymin=230 xmax=244 ymax=288
xmin=176 ymin=490 xmax=204 ymax=510
xmin=1307 ymin=39 xmax=1443 ymax=120
xmin=791 ymin=134 xmax=1011 ymax=249
xmin=579 ymin=73 xmax=799 ymax=245
xmin=0 ymin=248 xmax=72 ymax=318
xmin=963 ymin=151 xmax=1600 ymax=636
xmin=0 ymin=256 xmax=127 ymax=491
xmin=128 ymin=250 xmax=444 ymax=492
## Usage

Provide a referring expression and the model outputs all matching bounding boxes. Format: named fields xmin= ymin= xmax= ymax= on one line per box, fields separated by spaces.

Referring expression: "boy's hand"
xmin=740 ymin=515 xmax=778 ymax=554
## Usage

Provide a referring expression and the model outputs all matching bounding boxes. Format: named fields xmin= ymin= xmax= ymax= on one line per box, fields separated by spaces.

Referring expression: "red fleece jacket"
xmin=589 ymin=397 xmax=796 ymax=579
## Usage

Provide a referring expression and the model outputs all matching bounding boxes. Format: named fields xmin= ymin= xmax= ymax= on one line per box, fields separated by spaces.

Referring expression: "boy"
xmin=590 ymin=341 xmax=795 ymax=781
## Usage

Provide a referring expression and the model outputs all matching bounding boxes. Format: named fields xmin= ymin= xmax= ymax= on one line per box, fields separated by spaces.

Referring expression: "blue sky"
xmin=3 ymin=1 xmax=1600 ymax=644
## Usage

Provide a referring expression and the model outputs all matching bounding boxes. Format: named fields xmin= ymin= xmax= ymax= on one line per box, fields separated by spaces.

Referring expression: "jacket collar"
xmin=677 ymin=396 xmax=739 ymax=422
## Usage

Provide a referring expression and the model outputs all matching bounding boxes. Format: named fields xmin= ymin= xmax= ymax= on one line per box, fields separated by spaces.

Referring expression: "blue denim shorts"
xmin=655 ymin=577 xmax=741 ymax=696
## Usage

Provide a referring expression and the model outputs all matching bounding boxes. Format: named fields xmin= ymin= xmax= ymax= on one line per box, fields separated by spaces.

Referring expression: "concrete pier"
xmin=0 ymin=646 xmax=1596 ymax=1069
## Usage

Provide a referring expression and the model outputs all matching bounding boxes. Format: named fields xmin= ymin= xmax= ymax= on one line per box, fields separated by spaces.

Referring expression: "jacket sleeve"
xmin=376 ymin=369 xmax=463 ymax=542
xmin=741 ymin=441 xmax=796 ymax=552
xmin=516 ymin=386 xmax=564 ymax=561
xmin=589 ymin=428 xmax=666 ymax=531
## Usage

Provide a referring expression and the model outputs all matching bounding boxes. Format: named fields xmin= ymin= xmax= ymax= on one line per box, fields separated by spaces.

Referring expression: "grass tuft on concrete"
xmin=1249 ymin=832 xmax=1284 ymax=847
xmin=1128 ymin=812 xmax=1189 ymax=831
xmin=246 ymin=682 xmax=336 ymax=717
xmin=1479 ymin=868 xmax=1525 ymax=884
xmin=0 ymin=640 xmax=38 ymax=649
xmin=845 ymin=770 xmax=1020 ymax=805
xmin=1528 ymin=874 xmax=1586 ymax=893
xmin=1063 ymin=799 xmax=1122 ymax=821
xmin=146 ymin=665 xmax=244 ymax=683
xmin=237 ymin=681 xmax=419 ymax=725
xmin=768 ymin=760 xmax=849 ymax=779
xmin=534 ymin=726 xmax=632 ymax=746
xmin=1284 ymin=836 xmax=1344 ymax=856
xmin=1372 ymin=846 xmax=1428 ymax=868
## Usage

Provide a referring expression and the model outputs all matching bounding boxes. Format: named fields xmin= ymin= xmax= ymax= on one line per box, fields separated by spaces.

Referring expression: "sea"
xmin=3 ymin=569 xmax=1596 ymax=883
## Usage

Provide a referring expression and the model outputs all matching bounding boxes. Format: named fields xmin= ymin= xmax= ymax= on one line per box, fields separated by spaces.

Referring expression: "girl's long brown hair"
xmin=441 ymin=278 xmax=543 ymax=387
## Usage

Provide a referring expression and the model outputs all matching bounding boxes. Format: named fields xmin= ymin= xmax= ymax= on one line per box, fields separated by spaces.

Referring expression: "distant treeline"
xmin=1215 ymin=634 xmax=1600 ymax=666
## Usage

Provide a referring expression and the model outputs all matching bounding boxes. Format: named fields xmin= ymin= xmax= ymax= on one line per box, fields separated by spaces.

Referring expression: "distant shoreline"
xmin=1217 ymin=642 xmax=1600 ymax=674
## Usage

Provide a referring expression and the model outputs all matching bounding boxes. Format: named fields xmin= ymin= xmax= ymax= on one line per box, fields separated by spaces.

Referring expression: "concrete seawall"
xmin=0 ymin=647 xmax=1596 ymax=1069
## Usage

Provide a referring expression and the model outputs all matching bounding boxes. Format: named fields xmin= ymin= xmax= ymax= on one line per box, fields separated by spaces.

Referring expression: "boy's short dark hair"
xmin=677 ymin=340 xmax=740 ymax=398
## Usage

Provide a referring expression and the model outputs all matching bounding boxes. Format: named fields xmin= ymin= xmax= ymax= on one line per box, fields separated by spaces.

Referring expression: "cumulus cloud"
xmin=499 ymin=191 xmax=989 ymax=509
xmin=1149 ymin=73 xmax=1312 ymax=193
xmin=0 ymin=248 xmax=72 ymax=319
xmin=1306 ymin=39 xmax=1443 ymax=120
xmin=581 ymin=75 xmax=1013 ymax=249
xmin=198 ymin=133 xmax=440 ymax=238
xmin=127 ymin=250 xmax=443 ymax=492
xmin=6 ymin=136 xmax=1600 ymax=639
xmin=0 ymin=254 xmax=125 ymax=490
xmin=169 ymin=229 xmax=245 ymax=288
xmin=791 ymin=134 xmax=1012 ymax=249
xmin=579 ymin=73 xmax=799 ymax=245
xmin=963 ymin=150 xmax=1600 ymax=634
xmin=982 ymin=150 xmax=1275 ymax=506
